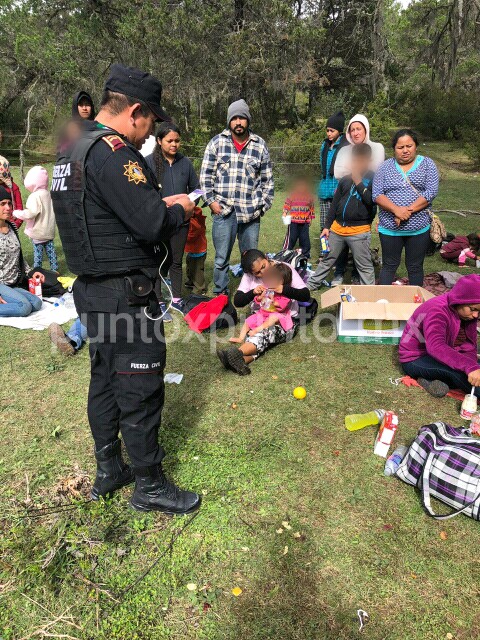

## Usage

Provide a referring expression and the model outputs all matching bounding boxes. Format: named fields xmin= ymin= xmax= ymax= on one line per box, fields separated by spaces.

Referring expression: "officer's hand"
xmin=163 ymin=194 xmax=187 ymax=207
xmin=173 ymin=195 xmax=195 ymax=221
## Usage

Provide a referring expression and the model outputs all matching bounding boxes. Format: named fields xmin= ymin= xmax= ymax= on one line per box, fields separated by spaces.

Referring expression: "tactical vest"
xmin=51 ymin=129 xmax=166 ymax=277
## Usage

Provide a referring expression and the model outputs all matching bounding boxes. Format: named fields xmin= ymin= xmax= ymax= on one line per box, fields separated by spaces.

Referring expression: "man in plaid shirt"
xmin=200 ymin=99 xmax=274 ymax=294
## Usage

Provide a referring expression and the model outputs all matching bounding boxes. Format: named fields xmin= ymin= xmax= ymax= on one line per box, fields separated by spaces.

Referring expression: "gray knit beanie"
xmin=227 ymin=99 xmax=251 ymax=126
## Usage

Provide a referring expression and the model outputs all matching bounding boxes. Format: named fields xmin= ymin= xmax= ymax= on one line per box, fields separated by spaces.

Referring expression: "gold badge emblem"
xmin=123 ymin=160 xmax=147 ymax=185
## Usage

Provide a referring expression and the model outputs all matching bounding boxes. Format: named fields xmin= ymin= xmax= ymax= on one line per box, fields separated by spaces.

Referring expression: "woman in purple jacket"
xmin=399 ymin=274 xmax=480 ymax=397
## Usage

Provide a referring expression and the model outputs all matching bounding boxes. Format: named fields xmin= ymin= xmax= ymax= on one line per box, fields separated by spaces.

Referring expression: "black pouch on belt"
xmin=124 ymin=272 xmax=160 ymax=317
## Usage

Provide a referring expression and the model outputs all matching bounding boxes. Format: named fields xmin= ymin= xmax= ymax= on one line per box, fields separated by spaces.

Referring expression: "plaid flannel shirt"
xmin=200 ymin=129 xmax=274 ymax=223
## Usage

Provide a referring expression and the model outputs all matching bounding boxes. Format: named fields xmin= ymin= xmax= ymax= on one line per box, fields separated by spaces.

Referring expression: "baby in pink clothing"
xmin=230 ymin=262 xmax=293 ymax=343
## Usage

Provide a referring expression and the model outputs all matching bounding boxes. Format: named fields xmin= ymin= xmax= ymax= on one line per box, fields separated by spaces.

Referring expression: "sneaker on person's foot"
xmin=171 ymin=300 xmax=184 ymax=315
xmin=48 ymin=323 xmax=75 ymax=356
xmin=216 ymin=348 xmax=231 ymax=371
xmin=225 ymin=347 xmax=251 ymax=376
xmin=160 ymin=303 xmax=172 ymax=322
xmin=331 ymin=276 xmax=344 ymax=286
xmin=417 ymin=378 xmax=449 ymax=398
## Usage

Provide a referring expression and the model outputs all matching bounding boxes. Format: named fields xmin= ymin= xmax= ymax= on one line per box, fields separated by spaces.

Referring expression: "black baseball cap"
xmin=0 ymin=186 xmax=12 ymax=202
xmin=105 ymin=63 xmax=172 ymax=122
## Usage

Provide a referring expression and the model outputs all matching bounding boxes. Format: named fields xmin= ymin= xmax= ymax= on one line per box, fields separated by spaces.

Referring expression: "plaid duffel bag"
xmin=396 ymin=422 xmax=480 ymax=520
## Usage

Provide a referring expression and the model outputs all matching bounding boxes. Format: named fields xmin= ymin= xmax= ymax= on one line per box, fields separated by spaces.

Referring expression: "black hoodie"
xmin=72 ymin=91 xmax=96 ymax=120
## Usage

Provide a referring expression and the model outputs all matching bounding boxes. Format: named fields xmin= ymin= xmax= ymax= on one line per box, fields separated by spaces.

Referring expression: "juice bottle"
xmin=344 ymin=409 xmax=385 ymax=432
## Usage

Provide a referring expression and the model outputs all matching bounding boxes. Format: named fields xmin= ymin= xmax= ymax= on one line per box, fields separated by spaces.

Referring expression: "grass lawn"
xmin=1 ymin=142 xmax=480 ymax=640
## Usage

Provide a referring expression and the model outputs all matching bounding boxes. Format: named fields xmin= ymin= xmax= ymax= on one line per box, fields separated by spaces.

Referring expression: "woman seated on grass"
xmin=399 ymin=274 xmax=480 ymax=397
xmin=217 ymin=249 xmax=310 ymax=375
xmin=0 ymin=187 xmax=44 ymax=317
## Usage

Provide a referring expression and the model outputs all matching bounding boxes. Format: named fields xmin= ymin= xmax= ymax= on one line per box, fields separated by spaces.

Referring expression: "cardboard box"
xmin=374 ymin=411 xmax=399 ymax=458
xmin=321 ymin=285 xmax=435 ymax=344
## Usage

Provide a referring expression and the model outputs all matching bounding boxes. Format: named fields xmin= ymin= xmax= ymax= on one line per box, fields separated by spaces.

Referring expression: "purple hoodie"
xmin=399 ymin=274 xmax=480 ymax=374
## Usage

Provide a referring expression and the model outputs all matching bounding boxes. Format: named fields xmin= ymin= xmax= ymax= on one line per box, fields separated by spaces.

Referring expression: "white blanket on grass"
xmin=0 ymin=297 xmax=78 ymax=331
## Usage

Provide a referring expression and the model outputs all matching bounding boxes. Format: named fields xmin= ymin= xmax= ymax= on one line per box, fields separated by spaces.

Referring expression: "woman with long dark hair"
xmin=146 ymin=123 xmax=200 ymax=314
xmin=217 ymin=249 xmax=310 ymax=375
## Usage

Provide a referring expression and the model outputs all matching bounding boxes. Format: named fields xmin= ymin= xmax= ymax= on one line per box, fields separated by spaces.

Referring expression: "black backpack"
xmin=182 ymin=294 xmax=238 ymax=332
xmin=272 ymin=249 xmax=309 ymax=280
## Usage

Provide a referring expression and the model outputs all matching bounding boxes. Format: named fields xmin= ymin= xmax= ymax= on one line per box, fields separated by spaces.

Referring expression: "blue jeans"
xmin=66 ymin=317 xmax=88 ymax=351
xmin=402 ymin=355 xmax=480 ymax=398
xmin=0 ymin=284 xmax=43 ymax=317
xmin=212 ymin=212 xmax=260 ymax=294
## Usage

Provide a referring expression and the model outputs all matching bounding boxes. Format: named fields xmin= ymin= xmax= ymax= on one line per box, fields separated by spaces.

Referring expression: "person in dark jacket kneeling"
xmin=307 ymin=143 xmax=376 ymax=290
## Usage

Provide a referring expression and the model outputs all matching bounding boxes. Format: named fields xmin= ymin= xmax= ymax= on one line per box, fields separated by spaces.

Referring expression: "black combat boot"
xmin=130 ymin=465 xmax=201 ymax=515
xmin=90 ymin=439 xmax=135 ymax=500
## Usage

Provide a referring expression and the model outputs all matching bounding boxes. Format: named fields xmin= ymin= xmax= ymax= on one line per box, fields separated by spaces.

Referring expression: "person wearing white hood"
xmin=334 ymin=114 xmax=385 ymax=180
xmin=13 ymin=166 xmax=58 ymax=272
xmin=330 ymin=114 xmax=385 ymax=285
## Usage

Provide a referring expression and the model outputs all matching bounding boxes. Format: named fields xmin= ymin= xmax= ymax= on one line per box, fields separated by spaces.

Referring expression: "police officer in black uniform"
xmin=51 ymin=64 xmax=200 ymax=515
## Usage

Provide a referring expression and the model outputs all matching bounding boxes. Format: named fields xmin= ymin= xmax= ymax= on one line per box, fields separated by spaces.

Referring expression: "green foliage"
xmin=463 ymin=128 xmax=480 ymax=168
xmin=406 ymin=86 xmax=480 ymax=141
xmin=363 ymin=93 xmax=397 ymax=147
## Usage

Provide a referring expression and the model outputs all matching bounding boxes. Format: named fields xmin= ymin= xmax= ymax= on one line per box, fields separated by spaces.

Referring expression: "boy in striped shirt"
xmin=282 ymin=177 xmax=315 ymax=257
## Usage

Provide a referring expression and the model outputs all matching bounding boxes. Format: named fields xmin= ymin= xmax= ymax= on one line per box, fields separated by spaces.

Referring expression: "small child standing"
xmin=282 ymin=177 xmax=315 ymax=257
xmin=13 ymin=166 xmax=58 ymax=272
xmin=184 ymin=206 xmax=207 ymax=295
xmin=230 ymin=262 xmax=293 ymax=343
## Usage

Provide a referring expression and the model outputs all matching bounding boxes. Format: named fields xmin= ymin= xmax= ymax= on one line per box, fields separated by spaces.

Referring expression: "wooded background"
xmin=0 ymin=0 xmax=479 ymax=162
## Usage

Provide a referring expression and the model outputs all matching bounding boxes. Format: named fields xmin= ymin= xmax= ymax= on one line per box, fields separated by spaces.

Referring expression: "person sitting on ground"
xmin=230 ymin=262 xmax=293 ymax=344
xmin=217 ymin=249 xmax=310 ymax=375
xmin=307 ymin=143 xmax=376 ymax=290
xmin=399 ymin=274 xmax=480 ymax=398
xmin=440 ymin=232 xmax=480 ymax=266
xmin=0 ymin=187 xmax=44 ymax=317
xmin=0 ymin=155 xmax=23 ymax=229
xmin=282 ymin=176 xmax=315 ymax=258
xmin=48 ymin=318 xmax=88 ymax=356
xmin=13 ymin=166 xmax=58 ymax=272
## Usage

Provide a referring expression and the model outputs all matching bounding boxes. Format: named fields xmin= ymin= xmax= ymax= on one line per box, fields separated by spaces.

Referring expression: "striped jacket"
xmin=200 ymin=129 xmax=274 ymax=223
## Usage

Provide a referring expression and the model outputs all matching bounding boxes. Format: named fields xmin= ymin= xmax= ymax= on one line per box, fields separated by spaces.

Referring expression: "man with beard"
xmin=200 ymin=99 xmax=274 ymax=295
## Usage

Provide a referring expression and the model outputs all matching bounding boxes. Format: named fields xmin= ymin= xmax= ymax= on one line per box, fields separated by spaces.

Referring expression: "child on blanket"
xmin=229 ymin=262 xmax=293 ymax=343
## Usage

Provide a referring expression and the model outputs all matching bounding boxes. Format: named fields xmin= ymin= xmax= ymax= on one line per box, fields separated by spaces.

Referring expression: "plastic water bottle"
xmin=53 ymin=295 xmax=65 ymax=307
xmin=384 ymin=445 xmax=408 ymax=476
xmin=63 ymin=292 xmax=76 ymax=310
xmin=345 ymin=409 xmax=385 ymax=432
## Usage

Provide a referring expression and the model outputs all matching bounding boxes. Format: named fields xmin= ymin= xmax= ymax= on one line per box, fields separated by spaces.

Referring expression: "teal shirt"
xmin=318 ymin=137 xmax=344 ymax=200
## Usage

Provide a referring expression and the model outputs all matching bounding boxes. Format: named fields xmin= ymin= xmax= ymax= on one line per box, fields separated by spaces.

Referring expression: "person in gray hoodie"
xmin=200 ymin=99 xmax=274 ymax=295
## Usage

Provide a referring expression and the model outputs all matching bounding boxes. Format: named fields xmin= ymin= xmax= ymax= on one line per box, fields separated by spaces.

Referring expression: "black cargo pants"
xmin=73 ymin=276 xmax=166 ymax=467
